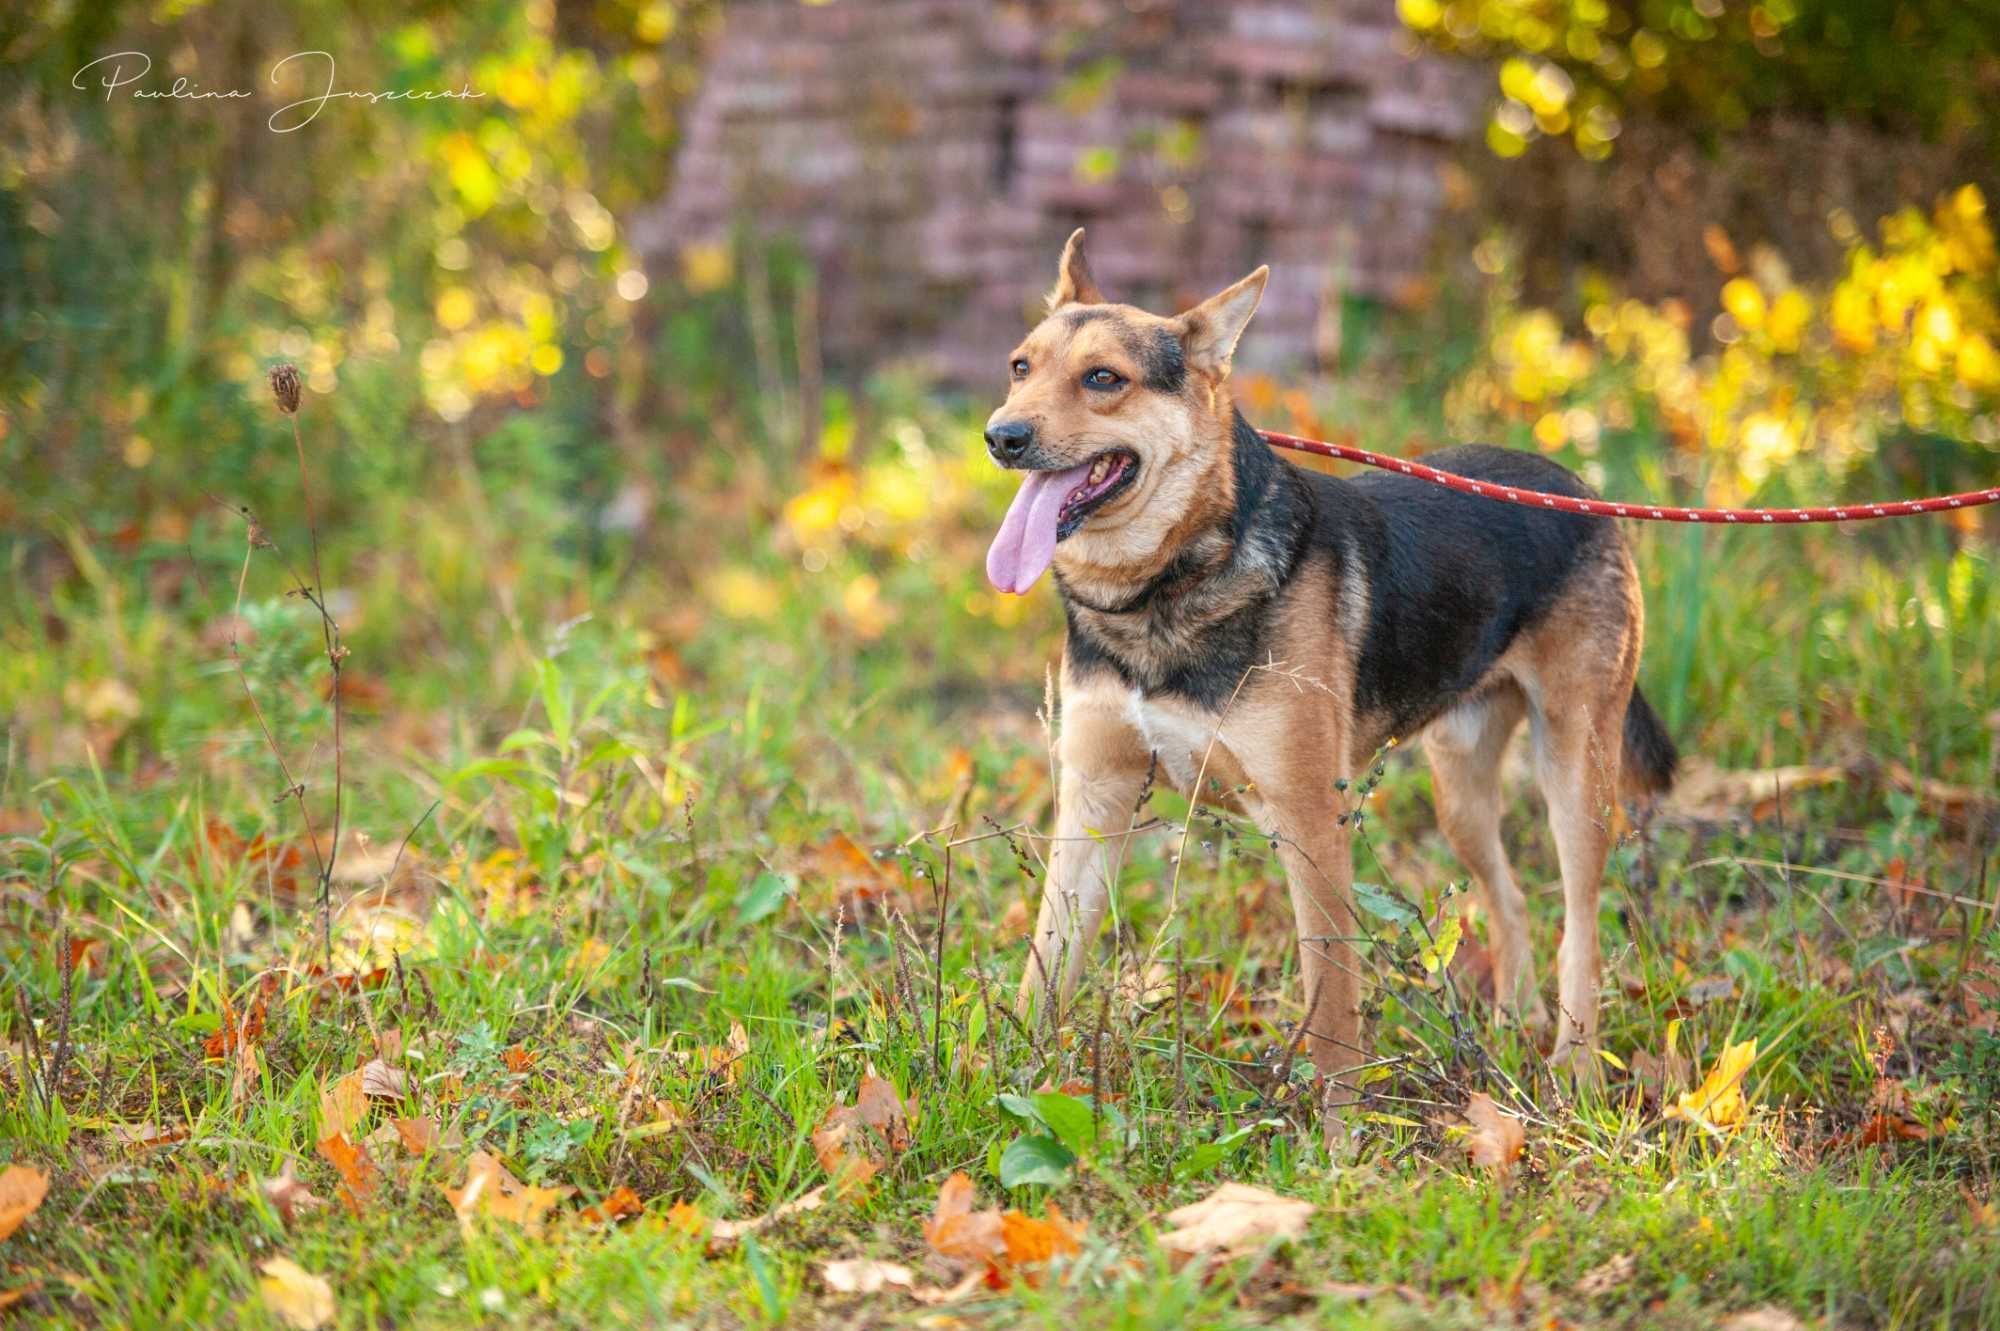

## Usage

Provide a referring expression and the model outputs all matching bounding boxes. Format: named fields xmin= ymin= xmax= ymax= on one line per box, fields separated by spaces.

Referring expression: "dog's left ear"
xmin=1046 ymin=228 xmax=1106 ymax=311
xmin=1176 ymin=266 xmax=1269 ymax=377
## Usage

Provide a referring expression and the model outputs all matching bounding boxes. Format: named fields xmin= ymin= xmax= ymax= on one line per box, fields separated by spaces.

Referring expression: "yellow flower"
xmin=1666 ymin=1038 xmax=1758 ymax=1130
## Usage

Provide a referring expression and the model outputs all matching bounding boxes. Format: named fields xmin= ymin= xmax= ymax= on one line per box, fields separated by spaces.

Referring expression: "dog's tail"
xmin=1620 ymin=685 xmax=1678 ymax=800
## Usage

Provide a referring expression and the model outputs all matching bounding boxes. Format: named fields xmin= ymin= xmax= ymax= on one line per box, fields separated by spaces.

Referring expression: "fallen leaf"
xmin=258 ymin=1165 xmax=325 ymax=1227
xmin=1718 ymin=1308 xmax=1806 ymax=1331
xmin=1157 ymin=1181 xmax=1314 ymax=1261
xmin=319 ymin=1069 xmax=367 ymax=1139
xmin=920 ymin=1173 xmax=1084 ymax=1290
xmin=579 ymin=1186 xmax=645 ymax=1224
xmin=923 ymin=1172 xmax=1005 ymax=1265
xmin=821 ymin=1258 xmax=915 ymax=1294
xmin=315 ymin=1132 xmax=380 ymax=1213
xmin=1463 ymin=1093 xmax=1526 ymax=1185
xmin=1668 ymin=761 xmax=1846 ymax=822
xmin=0 ymin=1165 xmax=50 ymax=1242
xmin=1665 ymin=1039 xmax=1758 ymax=1131
xmin=0 ymin=1283 xmax=41 ymax=1311
xmin=811 ymin=1066 xmax=910 ymax=1192
xmin=1000 ymin=1203 xmax=1084 ymax=1270
xmin=359 ymin=1058 xmax=407 ymax=1101
xmin=257 ymin=1256 xmax=335 ymax=1330
xmin=390 ymin=1115 xmax=461 ymax=1156
xmin=107 ymin=1122 xmax=186 ymax=1150
xmin=442 ymin=1151 xmax=573 ymax=1238
xmin=502 ymin=1045 xmax=538 ymax=1074
xmin=1575 ymin=1251 xmax=1636 ymax=1297
xmin=708 ymin=1184 xmax=828 ymax=1246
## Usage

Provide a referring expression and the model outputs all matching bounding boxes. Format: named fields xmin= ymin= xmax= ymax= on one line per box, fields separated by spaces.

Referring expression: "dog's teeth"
xmin=1089 ymin=459 xmax=1108 ymax=484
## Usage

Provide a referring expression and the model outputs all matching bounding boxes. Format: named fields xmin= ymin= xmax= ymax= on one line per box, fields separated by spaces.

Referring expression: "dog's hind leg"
xmin=1016 ymin=672 xmax=1151 ymax=1025
xmin=1528 ymin=657 xmax=1631 ymax=1075
xmin=1422 ymin=685 xmax=1546 ymax=1028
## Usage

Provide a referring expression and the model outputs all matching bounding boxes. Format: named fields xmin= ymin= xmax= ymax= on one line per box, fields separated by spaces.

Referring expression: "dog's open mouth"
xmin=986 ymin=449 xmax=1140 ymax=595
xmin=1055 ymin=449 xmax=1138 ymax=539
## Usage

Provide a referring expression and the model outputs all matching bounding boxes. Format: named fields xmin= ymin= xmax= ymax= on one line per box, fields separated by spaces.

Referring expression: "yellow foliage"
xmin=1666 ymin=1038 xmax=1758 ymax=1130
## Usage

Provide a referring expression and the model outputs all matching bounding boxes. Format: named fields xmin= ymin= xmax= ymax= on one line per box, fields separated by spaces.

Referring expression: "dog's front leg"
xmin=1015 ymin=672 xmax=1150 ymax=1025
xmin=1244 ymin=756 xmax=1363 ymax=1152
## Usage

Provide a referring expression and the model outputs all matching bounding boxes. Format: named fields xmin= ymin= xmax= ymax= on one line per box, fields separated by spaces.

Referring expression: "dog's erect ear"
xmin=1176 ymin=266 xmax=1269 ymax=376
xmin=1046 ymin=228 xmax=1106 ymax=312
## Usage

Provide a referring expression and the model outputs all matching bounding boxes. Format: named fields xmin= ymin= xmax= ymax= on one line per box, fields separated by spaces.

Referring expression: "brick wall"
xmin=631 ymin=0 xmax=1481 ymax=384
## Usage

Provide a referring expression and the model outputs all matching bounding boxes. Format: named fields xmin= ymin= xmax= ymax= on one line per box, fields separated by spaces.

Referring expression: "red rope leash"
xmin=1258 ymin=429 xmax=2000 ymax=524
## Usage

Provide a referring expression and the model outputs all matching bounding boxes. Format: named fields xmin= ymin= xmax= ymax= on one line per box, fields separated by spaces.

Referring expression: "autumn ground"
xmin=2 ymin=374 xmax=1999 ymax=1330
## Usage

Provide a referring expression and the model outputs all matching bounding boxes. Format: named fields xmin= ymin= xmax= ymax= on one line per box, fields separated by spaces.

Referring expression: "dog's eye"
xmin=1010 ymin=359 xmax=1030 ymax=379
xmin=1083 ymin=367 xmax=1124 ymax=390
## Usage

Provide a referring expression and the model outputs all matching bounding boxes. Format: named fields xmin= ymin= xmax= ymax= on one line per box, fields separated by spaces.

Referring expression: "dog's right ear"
xmin=1045 ymin=228 xmax=1105 ymax=312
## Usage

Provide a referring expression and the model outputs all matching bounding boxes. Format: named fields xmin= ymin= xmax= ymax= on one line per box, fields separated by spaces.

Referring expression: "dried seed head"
xmin=268 ymin=363 xmax=302 ymax=415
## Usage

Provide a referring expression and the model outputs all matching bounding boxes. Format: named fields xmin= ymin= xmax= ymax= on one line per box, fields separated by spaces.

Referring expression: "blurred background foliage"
xmin=0 ymin=0 xmax=1996 ymax=785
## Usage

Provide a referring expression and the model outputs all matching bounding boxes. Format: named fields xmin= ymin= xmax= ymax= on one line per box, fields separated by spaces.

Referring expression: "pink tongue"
xmin=986 ymin=463 xmax=1092 ymax=594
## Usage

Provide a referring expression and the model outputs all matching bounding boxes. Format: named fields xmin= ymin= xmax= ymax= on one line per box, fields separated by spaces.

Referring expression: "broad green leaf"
xmin=998 ymin=1134 xmax=1075 ymax=1189
xmin=1352 ymin=880 xmax=1417 ymax=926
xmin=1030 ymin=1092 xmax=1098 ymax=1155
xmin=734 ymin=871 xmax=791 ymax=925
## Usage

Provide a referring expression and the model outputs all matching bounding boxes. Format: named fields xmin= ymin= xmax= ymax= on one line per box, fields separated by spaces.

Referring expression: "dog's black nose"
xmin=985 ymin=420 xmax=1035 ymax=463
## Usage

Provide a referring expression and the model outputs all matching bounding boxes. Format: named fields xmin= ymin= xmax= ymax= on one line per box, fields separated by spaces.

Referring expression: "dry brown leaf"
xmin=359 ymin=1058 xmax=407 ymax=1101
xmin=108 ymin=1121 xmax=186 ymax=1150
xmin=1668 ymin=760 xmax=1847 ymax=821
xmin=390 ymin=1115 xmax=461 ymax=1156
xmin=315 ymin=1132 xmax=380 ymax=1213
xmin=257 ymin=1256 xmax=335 ymax=1330
xmin=0 ymin=1165 xmax=49 ymax=1243
xmin=258 ymin=1165 xmax=325 ymax=1227
xmin=811 ymin=1066 xmax=909 ymax=1193
xmin=1718 ymin=1309 xmax=1806 ymax=1331
xmin=319 ymin=1069 xmax=367 ymax=1139
xmin=0 ymin=1283 xmax=41 ymax=1311
xmin=821 ymin=1258 xmax=915 ymax=1295
xmin=442 ymin=1151 xmax=573 ymax=1238
xmin=1463 ymin=1093 xmax=1526 ymax=1184
xmin=708 ymin=1184 xmax=828 ymax=1246
xmin=1575 ymin=1251 xmax=1636 ymax=1298
xmin=1158 ymin=1182 xmax=1313 ymax=1261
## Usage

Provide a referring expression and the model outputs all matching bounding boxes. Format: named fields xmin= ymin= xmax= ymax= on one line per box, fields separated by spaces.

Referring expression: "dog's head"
xmin=983 ymin=229 xmax=1268 ymax=595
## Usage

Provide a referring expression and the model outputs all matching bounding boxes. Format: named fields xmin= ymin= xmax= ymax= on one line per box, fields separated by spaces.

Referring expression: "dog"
xmin=984 ymin=230 xmax=1676 ymax=1135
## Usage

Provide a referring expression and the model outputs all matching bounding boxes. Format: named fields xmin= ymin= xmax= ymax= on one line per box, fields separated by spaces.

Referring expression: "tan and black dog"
xmin=985 ymin=230 xmax=1676 ymax=1133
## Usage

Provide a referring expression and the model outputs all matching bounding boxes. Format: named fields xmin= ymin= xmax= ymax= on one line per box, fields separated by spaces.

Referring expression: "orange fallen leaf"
xmin=442 ymin=1151 xmax=573 ymax=1238
xmin=923 ymin=1171 xmax=1004 ymax=1265
xmin=0 ymin=1166 xmax=50 ymax=1242
xmin=1157 ymin=1181 xmax=1313 ymax=1262
xmin=388 ymin=1115 xmax=461 ymax=1156
xmin=1463 ymin=1093 xmax=1526 ymax=1185
xmin=257 ymin=1256 xmax=334 ymax=1329
xmin=502 ymin=1045 xmax=538 ymax=1074
xmin=580 ymin=1186 xmax=645 ymax=1224
xmin=921 ymin=1172 xmax=1085 ymax=1289
xmin=0 ymin=1283 xmax=41 ymax=1311
xmin=258 ymin=1165 xmax=325 ymax=1227
xmin=315 ymin=1132 xmax=380 ymax=1213
xmin=811 ymin=1067 xmax=909 ymax=1193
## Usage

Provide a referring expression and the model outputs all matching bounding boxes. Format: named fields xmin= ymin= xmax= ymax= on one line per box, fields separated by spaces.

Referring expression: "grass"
xmin=1 ymin=370 xmax=1997 ymax=1329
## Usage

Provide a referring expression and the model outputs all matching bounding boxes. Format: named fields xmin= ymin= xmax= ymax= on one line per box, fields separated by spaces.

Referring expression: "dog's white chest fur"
xmin=1125 ymin=692 xmax=1233 ymax=793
